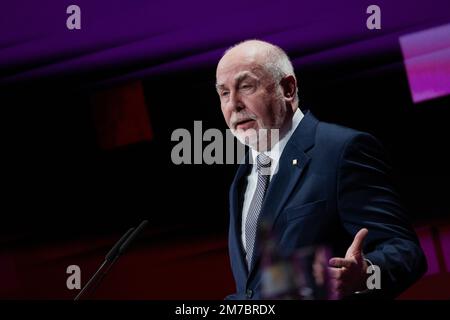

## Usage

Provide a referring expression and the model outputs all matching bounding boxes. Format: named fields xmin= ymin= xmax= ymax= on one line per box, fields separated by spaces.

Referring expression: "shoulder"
xmin=316 ymin=119 xmax=367 ymax=144
xmin=295 ymin=112 xmax=384 ymax=163
xmin=311 ymin=115 xmax=381 ymax=151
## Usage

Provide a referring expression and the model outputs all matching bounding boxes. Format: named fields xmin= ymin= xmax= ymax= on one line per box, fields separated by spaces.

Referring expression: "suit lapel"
xmin=247 ymin=111 xmax=319 ymax=277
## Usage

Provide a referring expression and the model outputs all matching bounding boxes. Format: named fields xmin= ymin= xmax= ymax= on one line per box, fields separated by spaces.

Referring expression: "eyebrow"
xmin=216 ymin=71 xmax=258 ymax=90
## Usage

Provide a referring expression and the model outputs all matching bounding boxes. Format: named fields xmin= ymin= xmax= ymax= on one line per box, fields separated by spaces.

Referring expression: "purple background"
xmin=1 ymin=0 xmax=449 ymax=89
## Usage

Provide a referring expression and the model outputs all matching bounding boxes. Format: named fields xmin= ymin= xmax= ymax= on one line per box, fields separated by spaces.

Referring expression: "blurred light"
xmin=400 ymin=23 xmax=450 ymax=103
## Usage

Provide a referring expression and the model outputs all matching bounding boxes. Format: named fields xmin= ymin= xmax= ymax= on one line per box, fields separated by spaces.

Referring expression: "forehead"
xmin=216 ymin=51 xmax=268 ymax=85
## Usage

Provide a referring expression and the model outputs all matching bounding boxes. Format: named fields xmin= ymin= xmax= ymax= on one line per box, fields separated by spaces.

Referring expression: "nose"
xmin=226 ymin=90 xmax=244 ymax=112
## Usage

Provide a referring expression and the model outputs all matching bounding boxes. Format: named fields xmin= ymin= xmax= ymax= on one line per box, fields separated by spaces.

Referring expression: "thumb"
xmin=347 ymin=228 xmax=368 ymax=257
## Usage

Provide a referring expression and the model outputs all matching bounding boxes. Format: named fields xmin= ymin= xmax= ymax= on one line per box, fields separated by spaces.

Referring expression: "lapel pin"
xmin=292 ymin=159 xmax=298 ymax=166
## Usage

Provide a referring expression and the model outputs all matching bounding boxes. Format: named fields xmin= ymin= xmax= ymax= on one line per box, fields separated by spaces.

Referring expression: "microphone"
xmin=74 ymin=220 xmax=148 ymax=300
xmin=105 ymin=227 xmax=135 ymax=262
xmin=118 ymin=220 xmax=148 ymax=255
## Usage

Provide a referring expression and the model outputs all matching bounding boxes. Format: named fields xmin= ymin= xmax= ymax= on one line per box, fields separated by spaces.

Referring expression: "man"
xmin=215 ymin=40 xmax=426 ymax=299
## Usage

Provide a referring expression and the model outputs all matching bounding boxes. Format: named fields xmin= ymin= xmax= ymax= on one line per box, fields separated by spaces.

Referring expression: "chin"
xmin=234 ymin=129 xmax=270 ymax=152
xmin=233 ymin=129 xmax=256 ymax=148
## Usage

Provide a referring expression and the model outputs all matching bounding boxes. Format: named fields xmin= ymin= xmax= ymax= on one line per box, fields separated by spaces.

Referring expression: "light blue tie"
xmin=245 ymin=153 xmax=272 ymax=269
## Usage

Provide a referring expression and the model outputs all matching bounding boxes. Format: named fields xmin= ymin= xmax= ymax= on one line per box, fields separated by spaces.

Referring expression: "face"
xmin=216 ymin=50 xmax=291 ymax=151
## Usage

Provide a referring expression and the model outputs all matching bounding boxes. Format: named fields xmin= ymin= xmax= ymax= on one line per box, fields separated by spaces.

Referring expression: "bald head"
xmin=218 ymin=40 xmax=278 ymax=69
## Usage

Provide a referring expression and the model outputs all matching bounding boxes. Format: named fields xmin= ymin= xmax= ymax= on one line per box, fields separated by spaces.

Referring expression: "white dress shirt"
xmin=241 ymin=108 xmax=304 ymax=248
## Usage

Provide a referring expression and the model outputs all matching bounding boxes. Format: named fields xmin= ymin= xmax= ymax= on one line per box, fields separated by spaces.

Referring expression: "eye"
xmin=239 ymin=83 xmax=255 ymax=93
xmin=221 ymin=91 xmax=230 ymax=97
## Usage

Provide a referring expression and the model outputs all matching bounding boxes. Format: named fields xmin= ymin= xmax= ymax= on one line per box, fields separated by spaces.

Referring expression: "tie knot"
xmin=256 ymin=153 xmax=272 ymax=173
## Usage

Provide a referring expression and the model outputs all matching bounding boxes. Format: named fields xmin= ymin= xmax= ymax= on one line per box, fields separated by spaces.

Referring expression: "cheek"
xmin=221 ymin=106 xmax=231 ymax=124
xmin=244 ymin=95 xmax=268 ymax=116
xmin=251 ymin=96 xmax=276 ymax=124
xmin=271 ymin=104 xmax=287 ymax=127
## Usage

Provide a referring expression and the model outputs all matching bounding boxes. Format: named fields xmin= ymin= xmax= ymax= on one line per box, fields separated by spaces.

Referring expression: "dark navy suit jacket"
xmin=226 ymin=111 xmax=426 ymax=299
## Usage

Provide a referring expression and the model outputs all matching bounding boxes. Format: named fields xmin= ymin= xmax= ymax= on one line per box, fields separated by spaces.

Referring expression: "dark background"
xmin=3 ymin=40 xmax=449 ymax=230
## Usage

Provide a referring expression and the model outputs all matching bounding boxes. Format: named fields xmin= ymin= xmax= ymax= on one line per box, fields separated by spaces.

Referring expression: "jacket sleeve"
xmin=337 ymin=132 xmax=427 ymax=298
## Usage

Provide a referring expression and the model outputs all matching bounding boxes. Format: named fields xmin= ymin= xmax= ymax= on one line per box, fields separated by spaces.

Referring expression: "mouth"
xmin=234 ymin=119 xmax=255 ymax=130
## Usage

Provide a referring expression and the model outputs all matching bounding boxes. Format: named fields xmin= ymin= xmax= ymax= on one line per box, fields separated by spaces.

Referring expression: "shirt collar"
xmin=251 ymin=108 xmax=304 ymax=174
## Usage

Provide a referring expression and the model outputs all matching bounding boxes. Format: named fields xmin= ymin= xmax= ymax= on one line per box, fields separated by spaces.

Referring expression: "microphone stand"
xmin=74 ymin=220 xmax=148 ymax=300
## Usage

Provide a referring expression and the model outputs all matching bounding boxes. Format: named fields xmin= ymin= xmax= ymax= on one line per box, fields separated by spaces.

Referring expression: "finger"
xmin=329 ymin=257 xmax=354 ymax=269
xmin=328 ymin=267 xmax=343 ymax=279
xmin=348 ymin=228 xmax=368 ymax=254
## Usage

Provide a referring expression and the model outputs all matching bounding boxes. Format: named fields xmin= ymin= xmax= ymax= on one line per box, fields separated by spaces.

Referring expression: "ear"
xmin=280 ymin=75 xmax=297 ymax=105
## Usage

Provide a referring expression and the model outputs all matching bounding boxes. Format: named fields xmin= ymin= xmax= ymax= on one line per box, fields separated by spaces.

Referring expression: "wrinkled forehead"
xmin=216 ymin=52 xmax=269 ymax=86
